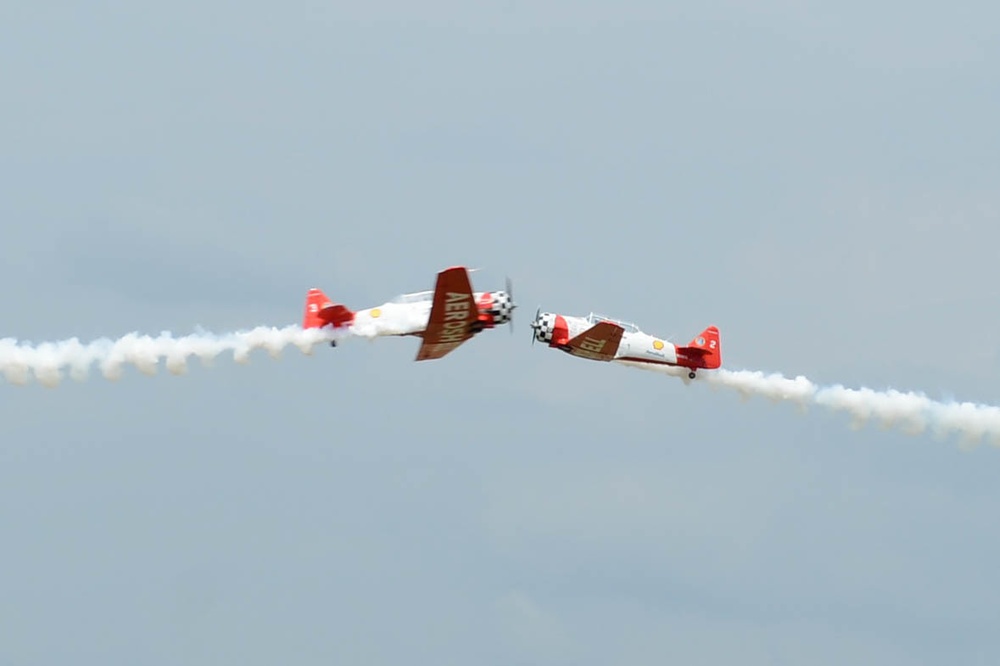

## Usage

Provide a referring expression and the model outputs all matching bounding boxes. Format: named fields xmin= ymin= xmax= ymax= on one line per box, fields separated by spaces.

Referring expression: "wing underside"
xmin=415 ymin=266 xmax=478 ymax=361
xmin=564 ymin=321 xmax=624 ymax=361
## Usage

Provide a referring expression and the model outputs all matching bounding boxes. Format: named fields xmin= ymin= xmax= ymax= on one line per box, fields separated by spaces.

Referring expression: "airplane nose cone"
xmin=530 ymin=309 xmax=556 ymax=345
xmin=488 ymin=290 xmax=516 ymax=329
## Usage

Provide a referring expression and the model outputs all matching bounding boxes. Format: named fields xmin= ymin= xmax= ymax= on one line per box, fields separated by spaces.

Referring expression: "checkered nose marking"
xmin=489 ymin=290 xmax=515 ymax=324
xmin=532 ymin=312 xmax=557 ymax=343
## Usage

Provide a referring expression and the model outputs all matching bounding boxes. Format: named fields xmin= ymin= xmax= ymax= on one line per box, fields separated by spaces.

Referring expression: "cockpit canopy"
xmin=586 ymin=312 xmax=639 ymax=333
xmin=390 ymin=290 xmax=434 ymax=304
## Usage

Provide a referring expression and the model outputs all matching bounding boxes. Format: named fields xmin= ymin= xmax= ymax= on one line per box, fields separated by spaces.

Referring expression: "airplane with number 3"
xmin=303 ymin=266 xmax=516 ymax=361
xmin=529 ymin=308 xmax=720 ymax=379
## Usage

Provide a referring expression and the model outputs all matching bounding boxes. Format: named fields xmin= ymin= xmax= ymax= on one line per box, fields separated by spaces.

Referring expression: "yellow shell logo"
xmin=370 ymin=308 xmax=382 ymax=319
xmin=652 ymin=340 xmax=664 ymax=350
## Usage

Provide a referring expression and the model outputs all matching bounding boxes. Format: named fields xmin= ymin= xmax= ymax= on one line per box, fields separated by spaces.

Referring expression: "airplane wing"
xmin=415 ymin=266 xmax=479 ymax=361
xmin=564 ymin=321 xmax=624 ymax=361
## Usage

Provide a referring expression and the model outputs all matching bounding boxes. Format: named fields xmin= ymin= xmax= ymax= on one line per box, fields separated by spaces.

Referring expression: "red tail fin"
xmin=303 ymin=288 xmax=354 ymax=329
xmin=676 ymin=325 xmax=721 ymax=369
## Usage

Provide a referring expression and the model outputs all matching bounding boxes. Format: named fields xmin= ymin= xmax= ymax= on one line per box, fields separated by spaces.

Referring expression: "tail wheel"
xmin=688 ymin=371 xmax=696 ymax=379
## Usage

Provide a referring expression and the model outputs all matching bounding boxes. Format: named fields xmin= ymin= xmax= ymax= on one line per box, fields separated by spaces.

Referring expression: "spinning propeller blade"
xmin=529 ymin=306 xmax=541 ymax=346
xmin=506 ymin=276 xmax=516 ymax=335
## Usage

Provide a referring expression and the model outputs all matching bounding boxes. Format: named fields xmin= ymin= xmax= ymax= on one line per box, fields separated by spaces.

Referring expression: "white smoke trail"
xmin=618 ymin=362 xmax=1000 ymax=447
xmin=0 ymin=325 xmax=344 ymax=388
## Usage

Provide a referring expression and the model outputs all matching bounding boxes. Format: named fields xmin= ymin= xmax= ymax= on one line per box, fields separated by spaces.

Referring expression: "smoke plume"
xmin=0 ymin=325 xmax=342 ymax=387
xmin=618 ymin=361 xmax=1000 ymax=446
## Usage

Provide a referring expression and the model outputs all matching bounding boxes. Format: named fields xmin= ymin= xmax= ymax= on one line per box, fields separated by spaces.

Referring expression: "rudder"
xmin=303 ymin=288 xmax=354 ymax=329
xmin=678 ymin=325 xmax=721 ymax=369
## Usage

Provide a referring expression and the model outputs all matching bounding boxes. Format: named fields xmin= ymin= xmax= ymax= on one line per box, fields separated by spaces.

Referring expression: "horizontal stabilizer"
xmin=675 ymin=325 xmax=721 ymax=369
xmin=303 ymin=288 xmax=355 ymax=329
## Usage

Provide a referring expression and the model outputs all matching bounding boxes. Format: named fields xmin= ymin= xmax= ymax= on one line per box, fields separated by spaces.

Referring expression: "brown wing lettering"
xmin=564 ymin=321 xmax=624 ymax=361
xmin=415 ymin=266 xmax=477 ymax=361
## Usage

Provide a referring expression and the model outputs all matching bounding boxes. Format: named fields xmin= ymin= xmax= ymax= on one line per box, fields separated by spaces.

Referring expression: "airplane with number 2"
xmin=303 ymin=266 xmax=516 ymax=361
xmin=529 ymin=308 xmax=721 ymax=379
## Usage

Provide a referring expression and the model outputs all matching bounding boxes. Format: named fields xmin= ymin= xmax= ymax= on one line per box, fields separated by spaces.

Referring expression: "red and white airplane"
xmin=303 ymin=266 xmax=516 ymax=361
xmin=529 ymin=308 xmax=720 ymax=379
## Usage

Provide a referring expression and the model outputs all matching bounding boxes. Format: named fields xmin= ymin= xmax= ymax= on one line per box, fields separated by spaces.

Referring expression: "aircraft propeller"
xmin=529 ymin=306 xmax=540 ymax=346
xmin=505 ymin=275 xmax=516 ymax=335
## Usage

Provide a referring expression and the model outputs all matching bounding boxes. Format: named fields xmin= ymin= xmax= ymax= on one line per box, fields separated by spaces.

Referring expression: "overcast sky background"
xmin=2 ymin=2 xmax=999 ymax=664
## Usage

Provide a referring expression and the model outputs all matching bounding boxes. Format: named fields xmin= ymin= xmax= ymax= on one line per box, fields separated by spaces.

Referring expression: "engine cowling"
xmin=477 ymin=290 xmax=515 ymax=327
xmin=531 ymin=312 xmax=569 ymax=346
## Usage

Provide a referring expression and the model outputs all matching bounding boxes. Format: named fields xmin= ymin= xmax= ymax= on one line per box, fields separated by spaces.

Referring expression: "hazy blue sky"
xmin=2 ymin=2 xmax=999 ymax=664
